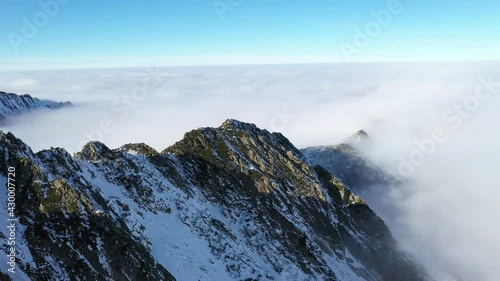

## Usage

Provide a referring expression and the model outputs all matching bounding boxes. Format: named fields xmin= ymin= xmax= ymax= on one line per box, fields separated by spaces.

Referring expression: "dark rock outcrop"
xmin=302 ymin=130 xmax=395 ymax=193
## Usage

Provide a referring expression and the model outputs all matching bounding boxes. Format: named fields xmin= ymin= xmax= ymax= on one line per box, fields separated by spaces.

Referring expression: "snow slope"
xmin=0 ymin=120 xmax=429 ymax=281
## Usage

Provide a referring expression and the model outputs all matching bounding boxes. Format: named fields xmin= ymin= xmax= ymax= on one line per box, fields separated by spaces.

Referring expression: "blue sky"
xmin=1 ymin=0 xmax=499 ymax=70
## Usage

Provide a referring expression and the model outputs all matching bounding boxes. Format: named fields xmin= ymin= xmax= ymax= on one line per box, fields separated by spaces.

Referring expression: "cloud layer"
xmin=1 ymin=61 xmax=500 ymax=280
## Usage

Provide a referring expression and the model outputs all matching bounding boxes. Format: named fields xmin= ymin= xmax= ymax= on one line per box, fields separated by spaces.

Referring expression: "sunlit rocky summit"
xmin=0 ymin=116 xmax=430 ymax=280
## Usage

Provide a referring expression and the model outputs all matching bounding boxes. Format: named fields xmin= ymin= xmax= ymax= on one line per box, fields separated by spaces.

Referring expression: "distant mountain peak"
xmin=301 ymin=128 xmax=399 ymax=196
xmin=348 ymin=129 xmax=370 ymax=144
xmin=0 ymin=91 xmax=72 ymax=121
xmin=354 ymin=129 xmax=369 ymax=138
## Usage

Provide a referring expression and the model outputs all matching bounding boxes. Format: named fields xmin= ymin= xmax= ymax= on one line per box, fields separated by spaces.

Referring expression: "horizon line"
xmin=1 ymin=58 xmax=499 ymax=72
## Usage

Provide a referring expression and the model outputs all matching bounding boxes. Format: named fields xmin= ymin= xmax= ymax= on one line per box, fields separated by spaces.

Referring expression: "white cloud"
xmin=7 ymin=78 xmax=39 ymax=90
xmin=1 ymin=61 xmax=500 ymax=280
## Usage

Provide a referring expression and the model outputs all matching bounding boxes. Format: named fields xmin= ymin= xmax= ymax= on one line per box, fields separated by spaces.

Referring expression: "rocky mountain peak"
xmin=119 ymin=143 xmax=159 ymax=157
xmin=164 ymin=119 xmax=297 ymax=157
xmin=0 ymin=130 xmax=34 ymax=160
xmin=0 ymin=120 xmax=428 ymax=281
xmin=75 ymin=141 xmax=116 ymax=162
xmin=163 ymin=119 xmax=324 ymax=199
xmin=0 ymin=132 xmax=174 ymax=280
xmin=220 ymin=118 xmax=259 ymax=131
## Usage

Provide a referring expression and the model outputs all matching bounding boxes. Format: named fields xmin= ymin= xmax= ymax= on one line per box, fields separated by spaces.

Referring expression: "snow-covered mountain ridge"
xmin=0 ymin=120 xmax=430 ymax=281
xmin=0 ymin=91 xmax=71 ymax=121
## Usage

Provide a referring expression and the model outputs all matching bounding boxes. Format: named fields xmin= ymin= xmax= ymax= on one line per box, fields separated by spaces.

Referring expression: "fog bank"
xmin=1 ymin=61 xmax=500 ymax=280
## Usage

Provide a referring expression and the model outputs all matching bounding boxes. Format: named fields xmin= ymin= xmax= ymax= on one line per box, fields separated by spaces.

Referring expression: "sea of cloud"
xmin=1 ymin=61 xmax=499 ymax=280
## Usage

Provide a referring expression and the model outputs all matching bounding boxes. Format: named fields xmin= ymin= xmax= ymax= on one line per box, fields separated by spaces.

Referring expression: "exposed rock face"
xmin=0 ymin=132 xmax=174 ymax=281
xmin=0 ymin=121 xmax=429 ymax=281
xmin=0 ymin=91 xmax=71 ymax=121
xmin=302 ymin=131 xmax=395 ymax=194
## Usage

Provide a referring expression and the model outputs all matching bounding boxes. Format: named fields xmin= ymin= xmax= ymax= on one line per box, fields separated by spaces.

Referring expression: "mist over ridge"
xmin=1 ymin=61 xmax=500 ymax=280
